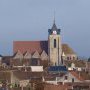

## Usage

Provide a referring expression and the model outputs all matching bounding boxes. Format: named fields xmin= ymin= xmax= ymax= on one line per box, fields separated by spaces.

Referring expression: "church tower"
xmin=48 ymin=20 xmax=62 ymax=66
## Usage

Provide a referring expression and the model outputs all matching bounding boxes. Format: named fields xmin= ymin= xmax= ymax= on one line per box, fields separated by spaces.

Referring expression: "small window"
xmin=67 ymin=57 xmax=69 ymax=60
xmin=65 ymin=76 xmax=68 ymax=80
xmin=72 ymin=78 xmax=74 ymax=83
xmin=54 ymin=39 xmax=56 ymax=48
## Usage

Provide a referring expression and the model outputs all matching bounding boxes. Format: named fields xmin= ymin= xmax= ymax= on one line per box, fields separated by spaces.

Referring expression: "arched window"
xmin=54 ymin=39 xmax=56 ymax=48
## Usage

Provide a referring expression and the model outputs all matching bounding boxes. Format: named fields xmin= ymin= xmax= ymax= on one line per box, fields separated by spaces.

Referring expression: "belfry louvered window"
xmin=54 ymin=39 xmax=56 ymax=48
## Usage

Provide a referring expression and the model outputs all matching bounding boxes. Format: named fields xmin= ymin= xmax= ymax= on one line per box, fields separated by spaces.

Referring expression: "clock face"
xmin=53 ymin=31 xmax=57 ymax=35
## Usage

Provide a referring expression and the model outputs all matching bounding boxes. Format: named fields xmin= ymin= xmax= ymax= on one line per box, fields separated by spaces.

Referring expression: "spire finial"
xmin=54 ymin=11 xmax=55 ymax=24
xmin=51 ymin=11 xmax=57 ymax=30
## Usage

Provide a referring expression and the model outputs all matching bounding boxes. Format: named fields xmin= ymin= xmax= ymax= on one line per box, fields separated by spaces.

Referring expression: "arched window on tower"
xmin=54 ymin=39 xmax=56 ymax=48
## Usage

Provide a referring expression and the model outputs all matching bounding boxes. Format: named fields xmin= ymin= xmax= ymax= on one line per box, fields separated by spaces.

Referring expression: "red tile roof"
xmin=44 ymin=84 xmax=69 ymax=90
xmin=13 ymin=41 xmax=48 ymax=54
xmin=13 ymin=41 xmax=76 ymax=55
xmin=70 ymin=71 xmax=84 ymax=81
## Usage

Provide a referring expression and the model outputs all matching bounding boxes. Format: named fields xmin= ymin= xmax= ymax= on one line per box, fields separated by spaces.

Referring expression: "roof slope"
xmin=13 ymin=41 xmax=76 ymax=55
xmin=13 ymin=41 xmax=48 ymax=54
xmin=48 ymin=66 xmax=67 ymax=72
xmin=70 ymin=71 xmax=84 ymax=81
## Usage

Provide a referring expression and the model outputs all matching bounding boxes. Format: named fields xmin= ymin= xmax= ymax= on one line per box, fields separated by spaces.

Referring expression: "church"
xmin=1 ymin=20 xmax=88 ymax=89
xmin=13 ymin=20 xmax=77 ymax=66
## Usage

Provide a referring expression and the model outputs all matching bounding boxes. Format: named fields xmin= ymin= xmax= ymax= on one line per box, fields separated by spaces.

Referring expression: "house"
xmin=64 ymin=60 xmax=86 ymax=71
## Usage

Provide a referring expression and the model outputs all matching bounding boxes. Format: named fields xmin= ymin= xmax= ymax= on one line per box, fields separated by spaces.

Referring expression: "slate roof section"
xmin=52 ymin=23 xmax=58 ymax=30
xmin=48 ymin=66 xmax=67 ymax=72
xmin=48 ymin=22 xmax=61 ymax=35
xmin=2 ymin=56 xmax=13 ymax=65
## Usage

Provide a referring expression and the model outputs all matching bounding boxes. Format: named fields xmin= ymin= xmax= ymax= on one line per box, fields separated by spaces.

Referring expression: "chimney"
xmin=63 ymin=81 xmax=65 ymax=85
xmin=55 ymin=77 xmax=58 ymax=85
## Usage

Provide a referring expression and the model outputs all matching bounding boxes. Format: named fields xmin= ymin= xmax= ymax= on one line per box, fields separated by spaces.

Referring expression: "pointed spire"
xmin=52 ymin=11 xmax=57 ymax=30
xmin=52 ymin=22 xmax=57 ymax=30
xmin=54 ymin=11 xmax=55 ymax=24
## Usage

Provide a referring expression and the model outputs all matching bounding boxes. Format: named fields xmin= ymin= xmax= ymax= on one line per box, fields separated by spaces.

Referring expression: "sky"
xmin=0 ymin=0 xmax=90 ymax=58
